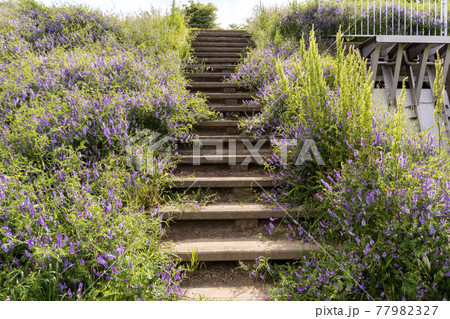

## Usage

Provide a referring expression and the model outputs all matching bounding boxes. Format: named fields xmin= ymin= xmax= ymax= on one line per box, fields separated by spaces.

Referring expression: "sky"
xmin=37 ymin=0 xmax=295 ymax=28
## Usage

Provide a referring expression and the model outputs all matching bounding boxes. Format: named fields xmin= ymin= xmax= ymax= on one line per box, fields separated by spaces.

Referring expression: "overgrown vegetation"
xmin=233 ymin=6 xmax=450 ymax=301
xmin=0 ymin=0 xmax=215 ymax=300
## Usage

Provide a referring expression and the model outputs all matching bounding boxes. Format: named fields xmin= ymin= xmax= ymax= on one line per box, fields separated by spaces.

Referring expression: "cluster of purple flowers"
xmin=233 ymin=27 xmax=449 ymax=300
xmin=0 ymin=1 xmax=211 ymax=300
xmin=275 ymin=1 xmax=446 ymax=41
xmin=0 ymin=0 xmax=119 ymax=59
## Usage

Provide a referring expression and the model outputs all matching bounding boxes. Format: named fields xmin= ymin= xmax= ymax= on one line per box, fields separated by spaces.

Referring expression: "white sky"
xmin=36 ymin=0 xmax=295 ymax=28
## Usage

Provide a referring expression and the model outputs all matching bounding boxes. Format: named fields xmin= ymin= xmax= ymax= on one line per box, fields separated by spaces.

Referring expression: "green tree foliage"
xmin=183 ymin=0 xmax=218 ymax=29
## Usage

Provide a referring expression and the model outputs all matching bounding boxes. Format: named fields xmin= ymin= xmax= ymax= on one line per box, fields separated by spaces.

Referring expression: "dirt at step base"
xmin=180 ymin=262 xmax=270 ymax=301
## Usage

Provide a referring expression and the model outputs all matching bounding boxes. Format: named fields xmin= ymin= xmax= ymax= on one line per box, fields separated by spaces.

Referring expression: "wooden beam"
xmin=415 ymin=45 xmax=431 ymax=104
xmin=371 ymin=44 xmax=381 ymax=83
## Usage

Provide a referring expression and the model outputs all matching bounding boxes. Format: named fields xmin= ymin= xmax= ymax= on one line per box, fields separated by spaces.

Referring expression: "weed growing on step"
xmin=0 ymin=0 xmax=215 ymax=300
xmin=233 ymin=24 xmax=450 ymax=300
xmin=162 ymin=188 xmax=220 ymax=211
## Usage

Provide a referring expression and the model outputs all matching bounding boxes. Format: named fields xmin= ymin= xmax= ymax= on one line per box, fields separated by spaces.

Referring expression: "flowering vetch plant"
xmin=0 ymin=0 xmax=215 ymax=300
xmin=233 ymin=23 xmax=449 ymax=300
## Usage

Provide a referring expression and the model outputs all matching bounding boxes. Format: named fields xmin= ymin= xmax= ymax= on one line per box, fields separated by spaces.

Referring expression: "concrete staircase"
xmin=164 ymin=29 xmax=311 ymax=301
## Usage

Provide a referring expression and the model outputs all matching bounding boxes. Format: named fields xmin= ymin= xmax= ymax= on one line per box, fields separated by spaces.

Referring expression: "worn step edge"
xmin=177 ymin=148 xmax=272 ymax=156
xmin=193 ymin=47 xmax=248 ymax=52
xmin=181 ymin=286 xmax=267 ymax=301
xmin=161 ymin=204 xmax=288 ymax=220
xmin=204 ymin=93 xmax=254 ymax=99
xmin=185 ymin=72 xmax=232 ymax=78
xmin=184 ymin=135 xmax=267 ymax=143
xmin=188 ymin=82 xmax=240 ymax=88
xmin=177 ymin=154 xmax=270 ymax=165
xmin=185 ymin=64 xmax=235 ymax=70
xmin=193 ymin=29 xmax=250 ymax=35
xmin=192 ymin=41 xmax=251 ymax=47
xmin=197 ymin=57 xmax=241 ymax=63
xmin=170 ymin=176 xmax=272 ymax=188
xmin=197 ymin=120 xmax=239 ymax=127
xmin=194 ymin=37 xmax=251 ymax=43
xmin=209 ymin=104 xmax=262 ymax=112
xmin=167 ymin=238 xmax=314 ymax=261
xmin=194 ymin=52 xmax=242 ymax=58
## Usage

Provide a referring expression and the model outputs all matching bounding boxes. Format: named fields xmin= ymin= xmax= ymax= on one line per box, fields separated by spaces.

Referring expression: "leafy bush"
xmin=232 ymin=29 xmax=450 ymax=300
xmin=0 ymin=0 xmax=215 ymax=300
xmin=122 ymin=7 xmax=191 ymax=59
xmin=232 ymin=30 xmax=372 ymax=204
xmin=183 ymin=0 xmax=218 ymax=29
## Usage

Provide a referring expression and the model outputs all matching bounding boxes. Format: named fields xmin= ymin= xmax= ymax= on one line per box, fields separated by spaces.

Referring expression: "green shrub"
xmin=233 ymin=27 xmax=450 ymax=300
xmin=122 ymin=7 xmax=191 ymax=59
xmin=183 ymin=0 xmax=218 ymax=29
xmin=0 ymin=0 xmax=214 ymax=300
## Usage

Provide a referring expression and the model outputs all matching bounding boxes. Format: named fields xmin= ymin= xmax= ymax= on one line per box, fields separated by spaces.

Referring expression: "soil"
xmin=180 ymin=261 xmax=272 ymax=289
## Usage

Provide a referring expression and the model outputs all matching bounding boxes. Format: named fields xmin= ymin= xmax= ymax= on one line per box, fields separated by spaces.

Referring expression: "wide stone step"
xmin=177 ymin=146 xmax=272 ymax=156
xmin=195 ymin=120 xmax=240 ymax=135
xmin=177 ymin=153 xmax=270 ymax=165
xmin=205 ymin=93 xmax=254 ymax=100
xmin=162 ymin=204 xmax=288 ymax=220
xmin=181 ymin=286 xmax=266 ymax=301
xmin=197 ymin=57 xmax=240 ymax=64
xmin=193 ymin=46 xmax=248 ymax=52
xmin=197 ymin=120 xmax=239 ymax=128
xmin=187 ymin=135 xmax=266 ymax=143
xmin=192 ymin=42 xmax=250 ymax=48
xmin=168 ymin=238 xmax=313 ymax=261
xmin=194 ymin=52 xmax=242 ymax=58
xmin=188 ymin=82 xmax=240 ymax=89
xmin=193 ymin=30 xmax=250 ymax=37
xmin=209 ymin=104 xmax=262 ymax=112
xmin=195 ymin=36 xmax=251 ymax=43
xmin=185 ymin=72 xmax=232 ymax=80
xmin=170 ymin=176 xmax=272 ymax=188
xmin=185 ymin=64 xmax=236 ymax=72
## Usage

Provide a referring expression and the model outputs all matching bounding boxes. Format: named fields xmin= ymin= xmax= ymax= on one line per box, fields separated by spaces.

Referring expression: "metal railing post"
xmin=444 ymin=0 xmax=448 ymax=36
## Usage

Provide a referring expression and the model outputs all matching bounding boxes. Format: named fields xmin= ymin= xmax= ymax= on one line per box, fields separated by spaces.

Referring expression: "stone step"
xmin=161 ymin=204 xmax=288 ymax=220
xmin=179 ymin=135 xmax=271 ymax=152
xmin=209 ymin=104 xmax=262 ymax=112
xmin=170 ymin=176 xmax=272 ymax=189
xmin=186 ymin=135 xmax=267 ymax=144
xmin=195 ymin=120 xmax=240 ymax=135
xmin=177 ymin=154 xmax=270 ymax=165
xmin=188 ymin=82 xmax=240 ymax=89
xmin=177 ymin=146 xmax=272 ymax=156
xmin=194 ymin=36 xmax=251 ymax=43
xmin=194 ymin=52 xmax=242 ymax=58
xmin=168 ymin=238 xmax=314 ymax=261
xmin=185 ymin=64 xmax=235 ymax=72
xmin=197 ymin=57 xmax=240 ymax=64
xmin=193 ymin=30 xmax=251 ymax=37
xmin=193 ymin=46 xmax=248 ymax=52
xmin=204 ymin=92 xmax=254 ymax=100
xmin=197 ymin=120 xmax=239 ymax=128
xmin=192 ymin=42 xmax=250 ymax=48
xmin=185 ymin=72 xmax=232 ymax=80
xmin=181 ymin=286 xmax=267 ymax=301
